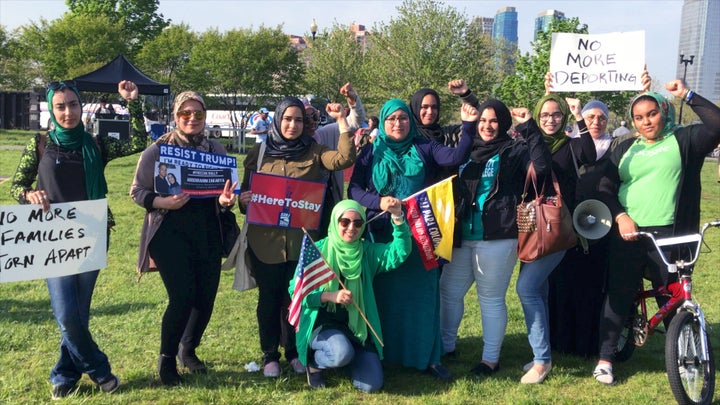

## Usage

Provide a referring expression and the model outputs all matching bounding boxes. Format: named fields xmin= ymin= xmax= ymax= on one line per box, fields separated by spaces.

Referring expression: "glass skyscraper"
xmin=492 ymin=7 xmax=518 ymax=44
xmin=677 ymin=0 xmax=720 ymax=102
xmin=534 ymin=9 xmax=565 ymax=40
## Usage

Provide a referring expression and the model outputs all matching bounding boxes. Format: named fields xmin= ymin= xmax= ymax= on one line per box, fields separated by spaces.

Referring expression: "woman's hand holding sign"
xmin=153 ymin=192 xmax=190 ymax=210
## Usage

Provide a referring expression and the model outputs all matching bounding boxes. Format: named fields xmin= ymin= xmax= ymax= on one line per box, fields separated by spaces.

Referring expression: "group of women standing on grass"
xmin=13 ymin=62 xmax=720 ymax=398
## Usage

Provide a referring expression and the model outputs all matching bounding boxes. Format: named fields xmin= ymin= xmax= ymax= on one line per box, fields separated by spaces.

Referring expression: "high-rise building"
xmin=472 ymin=16 xmax=494 ymax=36
xmin=534 ymin=9 xmax=565 ymax=40
xmin=492 ymin=7 xmax=518 ymax=44
xmin=677 ymin=0 xmax=720 ymax=102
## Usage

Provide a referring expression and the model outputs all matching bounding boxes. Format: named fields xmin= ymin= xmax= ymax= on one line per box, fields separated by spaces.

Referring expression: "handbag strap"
xmin=522 ymin=162 xmax=564 ymax=205
xmin=522 ymin=162 xmax=540 ymax=201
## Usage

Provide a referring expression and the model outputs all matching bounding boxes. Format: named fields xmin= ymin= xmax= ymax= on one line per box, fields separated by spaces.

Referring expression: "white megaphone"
xmin=573 ymin=199 xmax=612 ymax=240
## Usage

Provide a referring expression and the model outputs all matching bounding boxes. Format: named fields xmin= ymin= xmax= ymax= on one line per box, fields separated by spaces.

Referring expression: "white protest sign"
xmin=0 ymin=199 xmax=107 ymax=283
xmin=550 ymin=31 xmax=645 ymax=92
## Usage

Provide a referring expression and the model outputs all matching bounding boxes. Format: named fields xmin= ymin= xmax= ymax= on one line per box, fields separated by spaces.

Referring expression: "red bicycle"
xmin=614 ymin=221 xmax=719 ymax=405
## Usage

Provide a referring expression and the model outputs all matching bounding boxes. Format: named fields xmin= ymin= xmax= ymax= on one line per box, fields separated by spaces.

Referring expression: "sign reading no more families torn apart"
xmin=0 ymin=199 xmax=107 ymax=283
xmin=549 ymin=31 xmax=645 ymax=92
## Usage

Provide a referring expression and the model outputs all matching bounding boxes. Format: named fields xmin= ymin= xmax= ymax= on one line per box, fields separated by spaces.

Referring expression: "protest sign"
xmin=549 ymin=31 xmax=645 ymax=92
xmin=157 ymin=144 xmax=239 ymax=197
xmin=246 ymin=172 xmax=326 ymax=230
xmin=0 ymin=199 xmax=107 ymax=283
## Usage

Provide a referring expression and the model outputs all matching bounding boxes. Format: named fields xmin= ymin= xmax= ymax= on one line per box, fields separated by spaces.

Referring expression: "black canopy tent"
xmin=73 ymin=55 xmax=170 ymax=95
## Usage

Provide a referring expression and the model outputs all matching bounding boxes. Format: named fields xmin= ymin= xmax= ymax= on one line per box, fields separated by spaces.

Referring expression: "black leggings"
xmin=247 ymin=245 xmax=298 ymax=364
xmin=149 ymin=224 xmax=222 ymax=356
xmin=598 ymin=225 xmax=673 ymax=362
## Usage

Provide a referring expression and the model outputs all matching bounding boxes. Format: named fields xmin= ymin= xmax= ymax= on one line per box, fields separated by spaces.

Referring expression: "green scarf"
xmin=47 ymin=84 xmax=107 ymax=200
xmin=320 ymin=199 xmax=367 ymax=343
xmin=533 ymin=93 xmax=571 ymax=154
xmin=628 ymin=91 xmax=678 ymax=141
xmin=371 ymin=99 xmax=425 ymax=198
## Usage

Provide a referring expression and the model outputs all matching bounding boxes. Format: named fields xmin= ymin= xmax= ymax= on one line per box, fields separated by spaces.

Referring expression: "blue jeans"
xmin=310 ymin=328 xmax=383 ymax=393
xmin=439 ymin=239 xmax=517 ymax=362
xmin=46 ymin=270 xmax=112 ymax=387
xmin=516 ymin=250 xmax=565 ymax=364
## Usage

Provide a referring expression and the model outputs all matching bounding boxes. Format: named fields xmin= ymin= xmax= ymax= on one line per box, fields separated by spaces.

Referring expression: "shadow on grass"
xmin=0 ymin=298 xmax=157 ymax=323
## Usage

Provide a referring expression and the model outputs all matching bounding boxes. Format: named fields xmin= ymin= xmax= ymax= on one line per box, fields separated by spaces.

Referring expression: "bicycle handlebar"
xmin=622 ymin=220 xmax=720 ymax=271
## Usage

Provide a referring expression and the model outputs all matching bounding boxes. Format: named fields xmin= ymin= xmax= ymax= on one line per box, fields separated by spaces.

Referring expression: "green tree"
xmin=303 ymin=24 xmax=366 ymax=104
xmin=359 ymin=0 xmax=505 ymax=121
xmin=0 ymin=26 xmax=40 ymax=91
xmin=18 ymin=14 xmax=127 ymax=82
xmin=66 ymin=0 xmax=169 ymax=56
xmin=183 ymin=26 xmax=304 ymax=122
xmin=135 ymin=23 xmax=196 ymax=95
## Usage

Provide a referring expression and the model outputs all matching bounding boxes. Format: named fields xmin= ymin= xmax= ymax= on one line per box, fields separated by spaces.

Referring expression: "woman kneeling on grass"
xmin=290 ymin=199 xmax=411 ymax=392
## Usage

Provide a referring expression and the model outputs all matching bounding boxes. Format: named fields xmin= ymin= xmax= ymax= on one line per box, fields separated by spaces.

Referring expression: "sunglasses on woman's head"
xmin=177 ymin=110 xmax=206 ymax=120
xmin=47 ymin=80 xmax=77 ymax=91
xmin=338 ymin=218 xmax=364 ymax=228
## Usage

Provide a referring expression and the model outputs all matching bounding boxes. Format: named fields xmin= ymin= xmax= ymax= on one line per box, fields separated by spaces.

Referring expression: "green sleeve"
xmin=365 ymin=220 xmax=412 ymax=274
xmin=10 ymin=134 xmax=41 ymax=203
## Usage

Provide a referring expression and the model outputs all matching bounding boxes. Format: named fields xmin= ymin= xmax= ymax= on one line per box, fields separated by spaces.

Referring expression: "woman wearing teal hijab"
xmin=348 ymin=98 xmax=473 ymax=380
xmin=10 ymin=80 xmax=146 ymax=399
xmin=290 ymin=199 xmax=410 ymax=391
xmin=593 ymin=81 xmax=720 ymax=385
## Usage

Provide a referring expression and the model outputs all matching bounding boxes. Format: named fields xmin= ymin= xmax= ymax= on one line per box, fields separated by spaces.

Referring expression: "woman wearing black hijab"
xmin=237 ymin=96 xmax=356 ymax=378
xmin=439 ymin=99 xmax=551 ymax=376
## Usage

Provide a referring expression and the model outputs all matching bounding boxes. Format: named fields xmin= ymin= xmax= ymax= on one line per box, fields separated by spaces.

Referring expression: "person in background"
xmin=354 ymin=115 xmax=379 ymax=152
xmin=612 ymin=120 xmax=631 ymax=138
xmin=439 ymin=98 xmax=550 ymax=376
xmin=237 ymin=96 xmax=356 ymax=379
xmin=309 ymin=83 xmax=366 ymax=237
xmin=292 ymin=199 xmax=411 ymax=392
xmin=348 ymin=99 xmax=474 ymax=382
xmin=94 ymin=96 xmax=116 ymax=120
xmin=548 ymin=70 xmax=650 ymax=358
xmin=131 ymin=91 xmax=237 ymax=386
xmin=593 ymin=80 xmax=720 ymax=385
xmin=10 ymin=80 xmax=146 ymax=399
xmin=251 ymin=107 xmax=271 ymax=143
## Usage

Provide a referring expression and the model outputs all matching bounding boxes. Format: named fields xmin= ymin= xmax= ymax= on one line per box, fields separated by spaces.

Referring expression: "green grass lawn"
xmin=1 ymin=129 xmax=719 ymax=404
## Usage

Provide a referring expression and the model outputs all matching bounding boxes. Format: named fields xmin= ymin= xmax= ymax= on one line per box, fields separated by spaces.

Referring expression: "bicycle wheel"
xmin=615 ymin=304 xmax=639 ymax=362
xmin=665 ymin=310 xmax=715 ymax=405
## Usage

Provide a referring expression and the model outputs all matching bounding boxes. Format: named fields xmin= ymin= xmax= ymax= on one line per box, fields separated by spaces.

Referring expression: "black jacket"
xmin=456 ymin=119 xmax=552 ymax=243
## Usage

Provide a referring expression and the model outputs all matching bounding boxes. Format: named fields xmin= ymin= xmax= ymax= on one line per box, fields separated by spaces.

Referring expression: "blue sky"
xmin=1 ymin=0 xmax=684 ymax=87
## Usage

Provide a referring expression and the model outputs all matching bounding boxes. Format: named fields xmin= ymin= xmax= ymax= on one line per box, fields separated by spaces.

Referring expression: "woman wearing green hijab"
xmin=348 ymin=98 xmax=474 ymax=381
xmin=10 ymin=80 xmax=147 ymax=399
xmin=593 ymin=80 xmax=720 ymax=385
xmin=290 ymin=199 xmax=410 ymax=392
xmin=511 ymin=89 xmax=597 ymax=384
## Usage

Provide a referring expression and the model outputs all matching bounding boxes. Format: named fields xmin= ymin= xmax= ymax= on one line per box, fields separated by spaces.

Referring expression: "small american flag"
xmin=288 ymin=233 xmax=336 ymax=330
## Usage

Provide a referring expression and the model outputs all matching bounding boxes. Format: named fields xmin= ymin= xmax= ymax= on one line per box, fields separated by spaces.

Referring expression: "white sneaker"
xmin=593 ymin=364 xmax=615 ymax=385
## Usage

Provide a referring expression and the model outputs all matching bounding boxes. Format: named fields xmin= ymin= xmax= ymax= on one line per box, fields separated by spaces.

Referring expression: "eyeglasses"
xmin=385 ymin=116 xmax=409 ymax=124
xmin=584 ymin=114 xmax=607 ymax=124
xmin=177 ymin=110 xmax=206 ymax=120
xmin=338 ymin=218 xmax=364 ymax=228
xmin=47 ymin=80 xmax=77 ymax=91
xmin=539 ymin=112 xmax=563 ymax=121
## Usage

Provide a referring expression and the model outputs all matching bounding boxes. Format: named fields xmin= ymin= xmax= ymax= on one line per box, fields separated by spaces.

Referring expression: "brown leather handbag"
xmin=516 ymin=163 xmax=577 ymax=263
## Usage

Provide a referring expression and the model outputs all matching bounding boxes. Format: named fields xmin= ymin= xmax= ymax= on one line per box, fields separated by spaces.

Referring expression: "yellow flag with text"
xmin=404 ymin=176 xmax=455 ymax=270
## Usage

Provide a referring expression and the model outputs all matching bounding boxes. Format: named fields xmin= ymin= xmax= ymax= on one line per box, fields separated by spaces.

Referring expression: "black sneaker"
xmin=306 ymin=368 xmax=326 ymax=388
xmin=51 ymin=383 xmax=76 ymax=400
xmin=99 ymin=374 xmax=120 ymax=394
